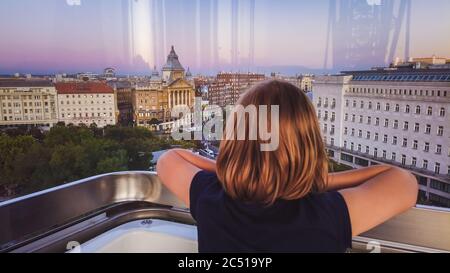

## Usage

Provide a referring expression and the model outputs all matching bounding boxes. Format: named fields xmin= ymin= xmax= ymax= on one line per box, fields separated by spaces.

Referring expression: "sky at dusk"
xmin=0 ymin=0 xmax=449 ymax=75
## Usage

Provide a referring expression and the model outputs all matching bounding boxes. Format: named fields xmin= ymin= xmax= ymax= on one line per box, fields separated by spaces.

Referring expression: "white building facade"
xmin=313 ymin=69 xmax=450 ymax=207
xmin=0 ymin=80 xmax=58 ymax=128
xmin=55 ymin=82 xmax=117 ymax=128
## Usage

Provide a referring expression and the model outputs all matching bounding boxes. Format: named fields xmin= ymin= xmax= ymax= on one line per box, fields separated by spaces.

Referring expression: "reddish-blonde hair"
xmin=216 ymin=80 xmax=328 ymax=205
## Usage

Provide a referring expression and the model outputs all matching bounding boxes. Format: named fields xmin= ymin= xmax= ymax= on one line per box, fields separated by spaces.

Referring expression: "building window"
xmin=415 ymin=105 xmax=421 ymax=114
xmin=367 ymin=116 xmax=372 ymax=125
xmin=374 ymin=133 xmax=379 ymax=141
xmin=351 ymin=128 xmax=355 ymax=136
xmin=345 ymin=99 xmax=349 ymax=107
xmin=436 ymin=145 xmax=442 ymax=155
xmin=435 ymin=163 xmax=441 ymax=174
xmin=427 ymin=106 xmax=433 ymax=116
xmin=344 ymin=113 xmax=348 ymax=121
xmin=425 ymin=124 xmax=431 ymax=134
xmin=358 ymin=130 xmax=362 ymax=138
xmin=402 ymin=138 xmax=407 ymax=147
xmin=401 ymin=155 xmax=406 ymax=165
xmin=413 ymin=140 xmax=418 ymax=150
xmin=376 ymin=102 xmax=381 ymax=110
xmin=384 ymin=119 xmax=389 ymax=127
xmin=412 ymin=157 xmax=417 ymax=167
xmin=395 ymin=104 xmax=400 ymax=112
xmin=352 ymin=100 xmax=356 ymax=107
xmin=368 ymin=102 xmax=372 ymax=109
xmin=391 ymin=152 xmax=396 ymax=161
xmin=405 ymin=105 xmax=410 ymax=113
xmin=358 ymin=144 xmax=362 ymax=152
xmin=424 ymin=142 xmax=430 ymax=152
xmin=352 ymin=114 xmax=356 ymax=122
xmin=344 ymin=127 xmax=348 ymax=135
xmin=344 ymin=141 xmax=347 ymax=149
xmin=439 ymin=107 xmax=445 ymax=117
xmin=423 ymin=160 xmax=428 ymax=170
xmin=366 ymin=131 xmax=371 ymax=139
xmin=382 ymin=150 xmax=387 ymax=159
xmin=438 ymin=126 xmax=444 ymax=136
xmin=385 ymin=103 xmax=390 ymax=111
xmin=365 ymin=146 xmax=370 ymax=154
xmin=360 ymin=101 xmax=364 ymax=108
xmin=383 ymin=134 xmax=388 ymax=143
xmin=392 ymin=136 xmax=397 ymax=145
xmin=414 ymin=123 xmax=420 ymax=132
xmin=375 ymin=117 xmax=380 ymax=126
xmin=359 ymin=115 xmax=363 ymax=123
xmin=393 ymin=120 xmax=398 ymax=129
xmin=374 ymin=148 xmax=378 ymax=157
xmin=403 ymin=121 xmax=409 ymax=131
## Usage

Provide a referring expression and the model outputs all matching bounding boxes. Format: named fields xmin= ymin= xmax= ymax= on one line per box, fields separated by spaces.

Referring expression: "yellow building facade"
xmin=133 ymin=46 xmax=195 ymax=128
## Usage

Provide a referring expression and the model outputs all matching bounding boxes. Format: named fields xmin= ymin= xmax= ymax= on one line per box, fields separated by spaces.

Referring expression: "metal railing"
xmin=0 ymin=172 xmax=449 ymax=253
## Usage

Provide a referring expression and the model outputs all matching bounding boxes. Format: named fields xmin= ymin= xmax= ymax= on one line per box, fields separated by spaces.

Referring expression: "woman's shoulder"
xmin=189 ymin=170 xmax=223 ymax=218
xmin=191 ymin=170 xmax=222 ymax=193
xmin=304 ymin=191 xmax=349 ymax=216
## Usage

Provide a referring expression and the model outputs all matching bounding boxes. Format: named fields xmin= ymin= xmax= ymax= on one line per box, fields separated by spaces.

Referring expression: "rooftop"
xmin=341 ymin=68 xmax=450 ymax=82
xmin=55 ymin=82 xmax=114 ymax=94
xmin=0 ymin=80 xmax=54 ymax=88
xmin=162 ymin=46 xmax=185 ymax=72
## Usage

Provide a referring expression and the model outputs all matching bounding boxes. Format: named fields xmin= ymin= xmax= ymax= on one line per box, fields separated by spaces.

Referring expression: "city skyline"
xmin=0 ymin=0 xmax=449 ymax=75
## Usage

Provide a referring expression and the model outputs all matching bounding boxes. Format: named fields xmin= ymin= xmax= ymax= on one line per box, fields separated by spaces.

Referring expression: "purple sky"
xmin=0 ymin=0 xmax=449 ymax=75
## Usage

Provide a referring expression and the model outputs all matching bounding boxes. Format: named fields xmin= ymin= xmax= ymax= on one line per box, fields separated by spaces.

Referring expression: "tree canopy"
xmin=0 ymin=125 xmax=197 ymax=198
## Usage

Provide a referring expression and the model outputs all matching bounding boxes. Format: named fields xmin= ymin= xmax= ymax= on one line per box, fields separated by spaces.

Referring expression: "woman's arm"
xmin=171 ymin=149 xmax=217 ymax=172
xmin=156 ymin=149 xmax=216 ymax=207
xmin=327 ymin=165 xmax=392 ymax=191
xmin=338 ymin=166 xmax=418 ymax=237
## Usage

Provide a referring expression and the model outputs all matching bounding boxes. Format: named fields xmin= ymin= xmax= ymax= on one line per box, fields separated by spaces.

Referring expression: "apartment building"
xmin=313 ymin=67 xmax=450 ymax=207
xmin=55 ymin=82 xmax=117 ymax=127
xmin=132 ymin=82 xmax=166 ymax=127
xmin=0 ymin=80 xmax=58 ymax=128
xmin=109 ymin=80 xmax=133 ymax=126
xmin=208 ymin=72 xmax=266 ymax=107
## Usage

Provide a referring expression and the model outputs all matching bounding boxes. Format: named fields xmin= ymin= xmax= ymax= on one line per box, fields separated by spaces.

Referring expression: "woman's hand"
xmin=336 ymin=165 xmax=418 ymax=237
xmin=156 ymin=149 xmax=216 ymax=207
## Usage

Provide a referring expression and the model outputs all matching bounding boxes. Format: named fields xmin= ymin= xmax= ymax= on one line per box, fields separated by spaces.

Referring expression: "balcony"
xmin=331 ymin=146 xmax=450 ymax=182
xmin=0 ymin=172 xmax=449 ymax=253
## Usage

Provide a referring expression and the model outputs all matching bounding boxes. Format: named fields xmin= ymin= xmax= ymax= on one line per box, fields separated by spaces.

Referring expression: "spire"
xmin=162 ymin=46 xmax=184 ymax=71
xmin=186 ymin=67 xmax=192 ymax=77
xmin=151 ymin=65 xmax=160 ymax=78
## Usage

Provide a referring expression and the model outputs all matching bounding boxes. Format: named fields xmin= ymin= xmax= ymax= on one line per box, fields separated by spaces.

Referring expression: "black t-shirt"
xmin=189 ymin=171 xmax=352 ymax=253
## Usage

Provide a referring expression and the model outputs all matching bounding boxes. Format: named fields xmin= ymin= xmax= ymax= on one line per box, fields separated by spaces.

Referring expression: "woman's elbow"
xmin=393 ymin=167 xmax=419 ymax=208
xmin=156 ymin=150 xmax=175 ymax=179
